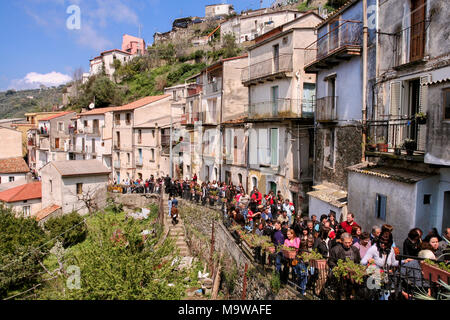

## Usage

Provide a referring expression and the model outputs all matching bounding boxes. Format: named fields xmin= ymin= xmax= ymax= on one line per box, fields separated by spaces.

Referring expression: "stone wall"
xmin=108 ymin=193 xmax=159 ymax=211
xmin=315 ymin=125 xmax=363 ymax=190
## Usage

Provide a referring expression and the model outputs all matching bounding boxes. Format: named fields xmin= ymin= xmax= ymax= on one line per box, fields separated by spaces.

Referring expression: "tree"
xmin=0 ymin=205 xmax=50 ymax=299
xmin=221 ymin=34 xmax=242 ymax=59
xmin=326 ymin=0 xmax=347 ymax=10
xmin=44 ymin=212 xmax=87 ymax=249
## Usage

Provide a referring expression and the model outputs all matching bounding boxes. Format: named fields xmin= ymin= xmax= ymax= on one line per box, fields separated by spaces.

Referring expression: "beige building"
xmin=0 ymin=157 xmax=30 ymax=185
xmin=40 ymin=160 xmax=110 ymax=216
xmin=242 ymin=12 xmax=322 ymax=210
xmin=0 ymin=127 xmax=23 ymax=159
xmin=111 ymin=95 xmax=171 ymax=183
xmin=0 ymin=181 xmax=42 ymax=218
xmin=35 ymin=111 xmax=77 ymax=173
xmin=205 ymin=3 xmax=235 ymax=18
xmin=69 ymin=108 xmax=114 ymax=170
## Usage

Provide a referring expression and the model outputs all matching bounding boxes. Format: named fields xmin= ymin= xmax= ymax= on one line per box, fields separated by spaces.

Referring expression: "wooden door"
xmin=410 ymin=0 xmax=426 ymax=61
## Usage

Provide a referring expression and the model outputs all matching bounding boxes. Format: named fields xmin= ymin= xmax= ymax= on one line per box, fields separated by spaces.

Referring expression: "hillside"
xmin=0 ymin=87 xmax=64 ymax=119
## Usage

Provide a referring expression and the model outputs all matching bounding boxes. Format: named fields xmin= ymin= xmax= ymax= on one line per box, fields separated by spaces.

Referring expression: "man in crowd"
xmin=370 ymin=225 xmax=381 ymax=243
xmin=340 ymin=212 xmax=360 ymax=234
xmin=328 ymin=233 xmax=361 ymax=269
xmin=277 ymin=210 xmax=289 ymax=225
xmin=282 ymin=199 xmax=295 ymax=226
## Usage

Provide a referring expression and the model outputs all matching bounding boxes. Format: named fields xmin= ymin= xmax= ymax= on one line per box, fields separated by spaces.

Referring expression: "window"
xmin=238 ymin=174 xmax=243 ymax=184
xmin=84 ymin=120 xmax=88 ymax=127
xmin=152 ymin=130 xmax=155 ymax=138
xmin=23 ymin=206 xmax=31 ymax=217
xmin=9 ymin=176 xmax=14 ymax=182
xmin=423 ymin=194 xmax=431 ymax=205
xmin=138 ymin=130 xmax=142 ymax=144
xmin=77 ymin=183 xmax=83 ymax=195
xmin=270 ymin=128 xmax=279 ymax=166
xmin=444 ymin=88 xmax=450 ymax=120
xmin=151 ymin=149 xmax=155 ymax=161
xmin=375 ymin=194 xmax=387 ymax=221
xmin=126 ymin=113 xmax=132 ymax=125
xmin=115 ymin=114 xmax=120 ymax=126
xmin=252 ymin=177 xmax=258 ymax=189
xmin=127 ymin=153 xmax=130 ymax=164
xmin=50 ymin=180 xmax=52 ymax=192
xmin=58 ymin=122 xmax=63 ymax=132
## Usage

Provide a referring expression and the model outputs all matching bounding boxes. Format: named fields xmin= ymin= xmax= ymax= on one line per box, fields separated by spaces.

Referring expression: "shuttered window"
xmin=390 ymin=81 xmax=402 ymax=119
xmin=375 ymin=194 xmax=387 ymax=221
xmin=270 ymin=128 xmax=279 ymax=166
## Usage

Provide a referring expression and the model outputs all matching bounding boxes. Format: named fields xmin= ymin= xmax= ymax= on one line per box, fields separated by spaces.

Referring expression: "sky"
xmin=0 ymin=0 xmax=275 ymax=91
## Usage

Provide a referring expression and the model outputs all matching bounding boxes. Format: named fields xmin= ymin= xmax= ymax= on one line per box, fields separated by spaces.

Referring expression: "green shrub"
xmin=44 ymin=212 xmax=87 ymax=249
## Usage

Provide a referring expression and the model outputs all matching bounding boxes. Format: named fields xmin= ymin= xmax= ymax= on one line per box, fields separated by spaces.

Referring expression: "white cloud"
xmin=8 ymin=72 xmax=72 ymax=90
xmin=75 ymin=24 xmax=113 ymax=52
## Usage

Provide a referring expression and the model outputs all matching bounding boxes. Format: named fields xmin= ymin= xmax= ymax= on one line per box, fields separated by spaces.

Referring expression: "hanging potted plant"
xmin=229 ymin=224 xmax=243 ymax=241
xmin=377 ymin=138 xmax=388 ymax=152
xmin=421 ymin=259 xmax=450 ymax=284
xmin=301 ymin=250 xmax=326 ymax=269
xmin=281 ymin=245 xmax=297 ymax=260
xmin=332 ymin=258 xmax=367 ymax=285
xmin=402 ymin=139 xmax=417 ymax=156
xmin=415 ymin=112 xmax=427 ymax=125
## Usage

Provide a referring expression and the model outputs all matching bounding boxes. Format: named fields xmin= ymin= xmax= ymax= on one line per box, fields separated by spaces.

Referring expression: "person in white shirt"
xmin=282 ymin=199 xmax=294 ymax=225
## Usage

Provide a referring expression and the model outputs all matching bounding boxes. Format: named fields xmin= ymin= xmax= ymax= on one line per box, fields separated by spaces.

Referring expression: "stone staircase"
xmin=163 ymin=194 xmax=190 ymax=257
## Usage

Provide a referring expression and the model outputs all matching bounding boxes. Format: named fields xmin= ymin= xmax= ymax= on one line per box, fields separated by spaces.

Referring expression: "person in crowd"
xmin=403 ymin=228 xmax=423 ymax=257
xmin=277 ymin=210 xmax=289 ymax=225
xmin=306 ymin=220 xmax=314 ymax=235
xmin=351 ymin=225 xmax=362 ymax=244
xmin=316 ymin=227 xmax=331 ymax=258
xmin=256 ymin=221 xmax=265 ymax=236
xmin=282 ymin=199 xmax=295 ymax=226
xmin=439 ymin=227 xmax=450 ymax=260
xmin=354 ymin=232 xmax=371 ymax=259
xmin=328 ymin=212 xmax=338 ymax=231
xmin=171 ymin=206 xmax=179 ymax=226
xmin=370 ymin=225 xmax=381 ymax=243
xmin=328 ymin=233 xmax=361 ymax=269
xmin=340 ymin=212 xmax=360 ymax=234
xmin=284 ymin=228 xmax=300 ymax=250
xmin=261 ymin=207 xmax=273 ymax=222
xmin=168 ymin=196 xmax=172 ymax=217
xmin=422 ymin=231 xmax=443 ymax=260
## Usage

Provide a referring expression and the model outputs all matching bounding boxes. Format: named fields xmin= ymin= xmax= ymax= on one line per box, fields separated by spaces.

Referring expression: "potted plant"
xmin=301 ymin=250 xmax=326 ymax=269
xmin=229 ymin=224 xmax=243 ymax=240
xmin=402 ymin=139 xmax=417 ymax=156
xmin=366 ymin=137 xmax=377 ymax=151
xmin=415 ymin=112 xmax=427 ymax=125
xmin=332 ymin=258 xmax=367 ymax=285
xmin=281 ymin=245 xmax=297 ymax=260
xmin=421 ymin=259 xmax=450 ymax=284
xmin=376 ymin=138 xmax=388 ymax=152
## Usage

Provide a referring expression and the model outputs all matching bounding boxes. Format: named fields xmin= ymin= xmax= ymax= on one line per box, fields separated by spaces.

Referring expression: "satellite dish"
xmin=89 ymin=103 xmax=95 ymax=109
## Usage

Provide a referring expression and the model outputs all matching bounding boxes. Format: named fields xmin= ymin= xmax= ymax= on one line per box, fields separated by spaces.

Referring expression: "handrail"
xmin=304 ymin=20 xmax=362 ymax=50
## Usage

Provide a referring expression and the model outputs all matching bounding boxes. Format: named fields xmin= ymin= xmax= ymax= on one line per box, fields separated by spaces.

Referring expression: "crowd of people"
xmin=112 ymin=174 xmax=450 ymax=299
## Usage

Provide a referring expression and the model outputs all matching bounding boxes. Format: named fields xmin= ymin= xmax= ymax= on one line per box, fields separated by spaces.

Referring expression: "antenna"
xmin=260 ymin=0 xmax=263 ymax=9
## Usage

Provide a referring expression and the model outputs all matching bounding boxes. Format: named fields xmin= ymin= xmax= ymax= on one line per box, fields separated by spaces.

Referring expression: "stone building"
xmin=347 ymin=0 xmax=450 ymax=246
xmin=40 ymin=160 xmax=110 ymax=216
xmin=0 ymin=181 xmax=42 ymax=218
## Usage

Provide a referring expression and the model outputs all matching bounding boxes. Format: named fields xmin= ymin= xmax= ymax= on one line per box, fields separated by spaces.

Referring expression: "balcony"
xmin=187 ymin=85 xmax=202 ymax=97
xmin=203 ymin=79 xmax=222 ymax=96
xmin=75 ymin=127 xmax=101 ymax=137
xmin=245 ymin=99 xmax=314 ymax=121
xmin=366 ymin=118 xmax=426 ymax=161
xmin=68 ymin=144 xmax=86 ymax=153
xmin=242 ymin=54 xmax=293 ymax=85
xmin=161 ymin=134 xmax=170 ymax=148
xmin=27 ymin=138 xmax=36 ymax=147
xmin=315 ymin=96 xmax=338 ymax=122
xmin=114 ymin=161 xmax=121 ymax=169
xmin=181 ymin=112 xmax=200 ymax=126
xmin=198 ymin=111 xmax=218 ymax=125
xmin=393 ymin=20 xmax=429 ymax=70
xmin=136 ymin=158 xmax=143 ymax=167
xmin=304 ymin=20 xmax=362 ymax=72
xmin=38 ymin=137 xmax=50 ymax=150
xmin=39 ymin=129 xmax=49 ymax=137
xmin=113 ymin=143 xmax=121 ymax=150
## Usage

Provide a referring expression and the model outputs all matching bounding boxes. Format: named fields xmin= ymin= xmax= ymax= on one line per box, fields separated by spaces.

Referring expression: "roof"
xmin=347 ymin=163 xmax=436 ymax=184
xmin=38 ymin=111 xmax=75 ymax=122
xmin=307 ymin=183 xmax=347 ymax=208
xmin=48 ymin=160 xmax=111 ymax=177
xmin=422 ymin=77 xmax=450 ymax=86
xmin=90 ymin=49 xmax=132 ymax=61
xmin=112 ymin=95 xmax=171 ymax=112
xmin=79 ymin=106 xmax=117 ymax=116
xmin=134 ymin=115 xmax=173 ymax=128
xmin=35 ymin=204 xmax=61 ymax=222
xmin=0 ymin=181 xmax=41 ymax=203
xmin=0 ymin=157 xmax=30 ymax=174
xmin=204 ymin=54 xmax=249 ymax=72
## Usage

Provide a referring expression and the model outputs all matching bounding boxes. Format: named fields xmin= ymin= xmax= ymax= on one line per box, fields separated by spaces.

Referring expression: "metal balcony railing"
xmin=304 ymin=20 xmax=362 ymax=68
xmin=315 ymin=96 xmax=338 ymax=122
xmin=245 ymin=99 xmax=314 ymax=120
xmin=76 ymin=127 xmax=101 ymax=136
xmin=366 ymin=117 xmax=426 ymax=155
xmin=203 ymin=79 xmax=222 ymax=95
xmin=242 ymin=54 xmax=293 ymax=83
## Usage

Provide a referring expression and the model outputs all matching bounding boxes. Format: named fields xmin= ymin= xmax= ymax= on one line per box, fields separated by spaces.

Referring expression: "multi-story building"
xmin=89 ymin=49 xmax=132 ymax=79
xmin=122 ymin=34 xmax=146 ymax=56
xmin=205 ymin=3 xmax=235 ymax=18
xmin=304 ymin=0 xmax=375 ymax=220
xmin=35 ymin=111 xmax=77 ymax=173
xmin=242 ymin=12 xmax=322 ymax=211
xmin=111 ymin=95 xmax=171 ymax=183
xmin=0 ymin=127 xmax=23 ymax=160
xmin=221 ymin=8 xmax=304 ymax=43
xmin=348 ymin=0 xmax=450 ymax=246
xmin=68 ymin=108 xmax=114 ymax=170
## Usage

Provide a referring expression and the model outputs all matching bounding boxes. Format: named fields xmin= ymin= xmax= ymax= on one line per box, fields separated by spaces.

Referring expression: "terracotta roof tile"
xmin=0 ymin=157 xmax=30 ymax=174
xmin=0 ymin=181 xmax=41 ymax=203
xmin=79 ymin=107 xmax=118 ymax=116
xmin=38 ymin=111 xmax=75 ymax=122
xmin=35 ymin=204 xmax=61 ymax=222
xmin=112 ymin=95 xmax=170 ymax=112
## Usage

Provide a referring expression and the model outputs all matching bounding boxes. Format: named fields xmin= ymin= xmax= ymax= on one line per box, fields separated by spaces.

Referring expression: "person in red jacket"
xmin=340 ymin=212 xmax=360 ymax=234
xmin=251 ymin=187 xmax=262 ymax=205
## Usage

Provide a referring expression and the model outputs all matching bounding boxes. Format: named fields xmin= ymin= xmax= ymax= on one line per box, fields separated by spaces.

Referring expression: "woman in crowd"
xmin=352 ymin=225 xmax=362 ymax=244
xmin=403 ymin=228 xmax=423 ymax=257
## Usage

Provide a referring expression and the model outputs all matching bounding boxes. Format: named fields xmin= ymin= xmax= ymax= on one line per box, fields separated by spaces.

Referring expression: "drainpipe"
xmin=362 ymin=0 xmax=368 ymax=162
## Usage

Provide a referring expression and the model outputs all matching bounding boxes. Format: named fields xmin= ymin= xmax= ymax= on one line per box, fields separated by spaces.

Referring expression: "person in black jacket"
xmin=328 ymin=233 xmax=361 ymax=269
xmin=315 ymin=228 xmax=331 ymax=258
xmin=403 ymin=228 xmax=423 ymax=257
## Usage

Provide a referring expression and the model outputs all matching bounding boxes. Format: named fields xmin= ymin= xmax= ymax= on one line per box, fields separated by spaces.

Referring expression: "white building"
xmin=0 ymin=157 xmax=30 ymax=185
xmin=89 ymin=49 xmax=132 ymax=80
xmin=40 ymin=160 xmax=110 ymax=216
xmin=0 ymin=181 xmax=42 ymax=218
xmin=205 ymin=4 xmax=235 ymax=18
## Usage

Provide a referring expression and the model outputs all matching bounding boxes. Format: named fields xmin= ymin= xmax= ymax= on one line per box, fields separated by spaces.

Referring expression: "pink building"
xmin=122 ymin=34 xmax=146 ymax=55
